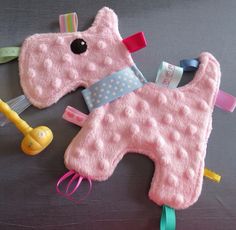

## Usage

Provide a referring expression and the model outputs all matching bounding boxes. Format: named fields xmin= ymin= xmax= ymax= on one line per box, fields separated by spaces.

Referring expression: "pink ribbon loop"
xmin=56 ymin=170 xmax=93 ymax=204
xmin=65 ymin=173 xmax=80 ymax=194
xmin=56 ymin=170 xmax=75 ymax=194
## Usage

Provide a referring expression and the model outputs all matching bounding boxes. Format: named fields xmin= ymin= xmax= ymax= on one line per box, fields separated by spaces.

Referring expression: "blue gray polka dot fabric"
xmin=82 ymin=65 xmax=147 ymax=111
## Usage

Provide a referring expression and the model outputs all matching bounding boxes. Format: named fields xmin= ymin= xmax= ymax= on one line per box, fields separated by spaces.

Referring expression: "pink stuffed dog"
xmin=55 ymin=8 xmax=222 ymax=210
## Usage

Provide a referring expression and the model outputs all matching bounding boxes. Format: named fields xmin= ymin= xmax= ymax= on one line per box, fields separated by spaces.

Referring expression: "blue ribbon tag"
xmin=179 ymin=58 xmax=199 ymax=71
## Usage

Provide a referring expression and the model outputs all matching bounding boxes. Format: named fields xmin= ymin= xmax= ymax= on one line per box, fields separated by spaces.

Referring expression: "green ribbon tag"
xmin=0 ymin=47 xmax=20 ymax=64
xmin=160 ymin=205 xmax=176 ymax=230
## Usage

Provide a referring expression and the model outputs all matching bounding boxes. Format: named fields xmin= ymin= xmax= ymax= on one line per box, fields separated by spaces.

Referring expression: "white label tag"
xmin=155 ymin=61 xmax=183 ymax=88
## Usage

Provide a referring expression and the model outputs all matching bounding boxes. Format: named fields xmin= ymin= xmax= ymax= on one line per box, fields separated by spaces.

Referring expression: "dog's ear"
xmin=91 ymin=7 xmax=119 ymax=34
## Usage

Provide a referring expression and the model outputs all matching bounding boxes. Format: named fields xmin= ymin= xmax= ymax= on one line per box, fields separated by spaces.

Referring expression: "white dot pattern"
xmin=82 ymin=65 xmax=147 ymax=111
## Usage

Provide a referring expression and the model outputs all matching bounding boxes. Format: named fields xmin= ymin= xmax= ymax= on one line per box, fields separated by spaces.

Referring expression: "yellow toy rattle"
xmin=0 ymin=99 xmax=53 ymax=156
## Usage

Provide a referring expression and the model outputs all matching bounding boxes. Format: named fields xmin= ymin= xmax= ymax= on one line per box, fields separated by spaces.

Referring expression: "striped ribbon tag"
xmin=59 ymin=12 xmax=78 ymax=33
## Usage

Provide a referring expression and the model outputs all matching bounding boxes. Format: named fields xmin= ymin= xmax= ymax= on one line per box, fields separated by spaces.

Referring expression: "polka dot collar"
xmin=82 ymin=65 xmax=147 ymax=111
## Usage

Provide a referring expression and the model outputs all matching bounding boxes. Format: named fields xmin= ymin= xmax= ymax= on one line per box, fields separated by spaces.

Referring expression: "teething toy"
xmin=0 ymin=99 xmax=53 ymax=155
xmin=0 ymin=95 xmax=31 ymax=127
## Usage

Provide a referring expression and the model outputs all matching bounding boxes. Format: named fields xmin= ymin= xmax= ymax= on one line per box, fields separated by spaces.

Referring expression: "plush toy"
xmin=55 ymin=5 xmax=227 ymax=213
xmin=62 ymin=51 xmax=221 ymax=210
xmin=1 ymin=5 xmax=235 ymax=229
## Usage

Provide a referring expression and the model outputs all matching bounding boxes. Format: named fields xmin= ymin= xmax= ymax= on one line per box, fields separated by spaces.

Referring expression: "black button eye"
xmin=70 ymin=38 xmax=87 ymax=54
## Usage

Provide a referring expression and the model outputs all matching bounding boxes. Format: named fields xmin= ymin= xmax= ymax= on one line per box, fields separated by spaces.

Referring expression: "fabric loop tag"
xmin=122 ymin=32 xmax=147 ymax=53
xmin=180 ymin=58 xmax=199 ymax=71
xmin=82 ymin=65 xmax=147 ymax=111
xmin=204 ymin=168 xmax=221 ymax=183
xmin=0 ymin=47 xmax=20 ymax=64
xmin=59 ymin=12 xmax=78 ymax=33
xmin=160 ymin=205 xmax=176 ymax=230
xmin=215 ymin=90 xmax=236 ymax=112
xmin=62 ymin=106 xmax=88 ymax=127
xmin=156 ymin=61 xmax=183 ymax=88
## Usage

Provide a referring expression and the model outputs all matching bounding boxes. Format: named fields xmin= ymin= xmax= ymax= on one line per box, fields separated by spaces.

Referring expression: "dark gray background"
xmin=0 ymin=0 xmax=235 ymax=229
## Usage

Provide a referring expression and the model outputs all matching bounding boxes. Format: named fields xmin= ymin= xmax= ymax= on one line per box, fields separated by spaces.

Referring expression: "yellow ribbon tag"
xmin=204 ymin=168 xmax=221 ymax=183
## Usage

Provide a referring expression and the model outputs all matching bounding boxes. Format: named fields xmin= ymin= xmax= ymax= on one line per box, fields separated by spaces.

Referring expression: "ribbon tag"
xmin=122 ymin=32 xmax=147 ymax=53
xmin=179 ymin=58 xmax=199 ymax=71
xmin=155 ymin=62 xmax=183 ymax=88
xmin=215 ymin=90 xmax=236 ymax=112
xmin=59 ymin=12 xmax=78 ymax=33
xmin=204 ymin=168 xmax=221 ymax=183
xmin=0 ymin=47 xmax=20 ymax=64
xmin=62 ymin=106 xmax=88 ymax=127
xmin=160 ymin=205 xmax=176 ymax=230
xmin=56 ymin=170 xmax=92 ymax=204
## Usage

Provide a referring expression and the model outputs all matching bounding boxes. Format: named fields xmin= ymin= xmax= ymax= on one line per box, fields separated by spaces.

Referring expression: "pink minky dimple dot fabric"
xmin=19 ymin=7 xmax=133 ymax=108
xmin=64 ymin=52 xmax=221 ymax=209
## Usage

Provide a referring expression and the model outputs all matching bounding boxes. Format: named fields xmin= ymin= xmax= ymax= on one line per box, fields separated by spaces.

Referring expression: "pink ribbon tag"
xmin=215 ymin=90 xmax=236 ymax=112
xmin=62 ymin=106 xmax=88 ymax=127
